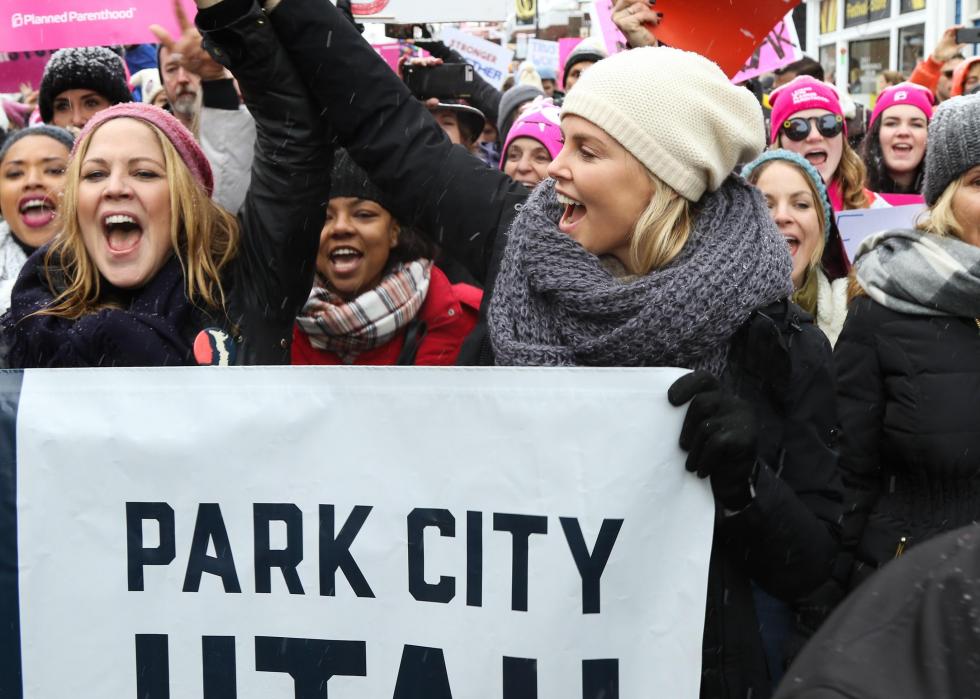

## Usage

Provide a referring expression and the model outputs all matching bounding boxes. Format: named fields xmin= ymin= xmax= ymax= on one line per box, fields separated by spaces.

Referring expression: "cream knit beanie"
xmin=561 ymin=46 xmax=765 ymax=202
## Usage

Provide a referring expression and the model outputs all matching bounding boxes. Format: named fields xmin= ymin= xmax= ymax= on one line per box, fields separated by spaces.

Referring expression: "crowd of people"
xmin=0 ymin=0 xmax=978 ymax=696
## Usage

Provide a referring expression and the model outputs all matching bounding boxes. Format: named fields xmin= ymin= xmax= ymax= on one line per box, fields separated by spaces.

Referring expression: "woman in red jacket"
xmin=292 ymin=150 xmax=481 ymax=365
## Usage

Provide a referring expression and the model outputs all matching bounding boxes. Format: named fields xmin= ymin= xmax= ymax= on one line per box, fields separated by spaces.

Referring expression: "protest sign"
xmin=440 ymin=27 xmax=513 ymax=90
xmin=372 ymin=42 xmax=427 ymax=74
xmin=837 ymin=204 xmax=925 ymax=260
xmin=345 ymin=0 xmax=503 ymax=23
xmin=557 ymin=37 xmax=584 ymax=89
xmin=731 ymin=12 xmax=803 ymax=84
xmin=0 ymin=0 xmax=197 ymax=53
xmin=527 ymin=39 xmax=560 ymax=76
xmin=0 ymin=50 xmax=52 ymax=94
xmin=0 ymin=367 xmax=713 ymax=698
xmin=591 ymin=0 xmax=802 ymax=77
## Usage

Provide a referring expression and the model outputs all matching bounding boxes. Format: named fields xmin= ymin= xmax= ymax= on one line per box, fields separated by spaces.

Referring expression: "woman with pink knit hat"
xmin=860 ymin=82 xmax=935 ymax=205
xmin=0 ymin=0 xmax=331 ymax=367
xmin=498 ymin=97 xmax=562 ymax=189
xmin=769 ymin=75 xmax=887 ymax=211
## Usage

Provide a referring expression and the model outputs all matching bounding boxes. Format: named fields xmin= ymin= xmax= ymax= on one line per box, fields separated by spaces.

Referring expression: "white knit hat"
xmin=561 ymin=46 xmax=765 ymax=202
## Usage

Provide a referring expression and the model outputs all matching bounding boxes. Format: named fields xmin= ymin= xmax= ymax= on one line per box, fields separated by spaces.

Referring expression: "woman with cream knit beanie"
xmin=259 ymin=5 xmax=842 ymax=695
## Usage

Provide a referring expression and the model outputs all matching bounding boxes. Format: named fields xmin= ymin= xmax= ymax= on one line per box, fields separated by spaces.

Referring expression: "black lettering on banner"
xmin=560 ymin=518 xmax=624 ymax=614
xmin=202 ymin=636 xmax=237 ymax=699
xmin=392 ymin=645 xmax=453 ymax=699
xmin=183 ymin=504 xmax=242 ymax=593
xmin=466 ymin=510 xmax=482 ymax=607
xmin=319 ymin=504 xmax=375 ymax=598
xmin=134 ymin=634 xmax=170 ymax=699
xmin=503 ymin=657 xmax=537 ymax=699
xmin=255 ymin=636 xmax=366 ymax=697
xmin=407 ymin=508 xmax=455 ymax=604
xmin=127 ymin=502 xmax=176 ymax=591
xmin=583 ymin=659 xmax=619 ymax=699
xmin=492 ymin=513 xmax=548 ymax=612
xmin=253 ymin=504 xmax=304 ymax=594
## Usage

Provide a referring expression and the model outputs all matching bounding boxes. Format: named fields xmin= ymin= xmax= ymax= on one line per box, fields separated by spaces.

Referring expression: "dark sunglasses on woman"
xmin=780 ymin=114 xmax=845 ymax=142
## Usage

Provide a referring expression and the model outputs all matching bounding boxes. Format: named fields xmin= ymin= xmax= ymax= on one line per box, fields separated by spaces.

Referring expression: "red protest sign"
xmin=593 ymin=0 xmax=801 ymax=78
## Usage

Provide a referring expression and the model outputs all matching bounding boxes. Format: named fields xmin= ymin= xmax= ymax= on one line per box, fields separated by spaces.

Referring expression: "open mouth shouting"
xmin=18 ymin=195 xmax=58 ymax=229
xmin=783 ymin=232 xmax=801 ymax=258
xmin=327 ymin=245 xmax=364 ymax=276
xmin=103 ymin=212 xmax=144 ymax=257
xmin=557 ymin=191 xmax=587 ymax=234
xmin=802 ymin=149 xmax=828 ymax=168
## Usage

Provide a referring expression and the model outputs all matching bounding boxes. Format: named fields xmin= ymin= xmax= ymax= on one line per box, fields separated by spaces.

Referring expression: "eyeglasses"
xmin=780 ymin=114 xmax=845 ymax=141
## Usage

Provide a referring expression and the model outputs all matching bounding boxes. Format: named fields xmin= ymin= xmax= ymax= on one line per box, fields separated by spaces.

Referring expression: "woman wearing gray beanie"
xmin=264 ymin=3 xmax=842 ymax=695
xmin=830 ymin=93 xmax=980 ymax=612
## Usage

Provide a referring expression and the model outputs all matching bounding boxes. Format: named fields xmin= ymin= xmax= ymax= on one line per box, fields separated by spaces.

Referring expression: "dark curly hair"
xmin=859 ymin=117 xmax=925 ymax=194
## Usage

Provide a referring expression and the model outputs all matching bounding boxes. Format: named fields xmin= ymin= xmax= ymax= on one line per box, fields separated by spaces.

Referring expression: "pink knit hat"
xmin=769 ymin=76 xmax=845 ymax=145
xmin=499 ymin=98 xmax=563 ymax=170
xmin=869 ymin=81 xmax=934 ymax=127
xmin=71 ymin=102 xmax=214 ymax=196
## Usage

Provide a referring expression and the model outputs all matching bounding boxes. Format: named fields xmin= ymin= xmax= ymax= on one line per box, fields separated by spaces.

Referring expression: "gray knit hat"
xmin=497 ymin=83 xmax=545 ymax=137
xmin=923 ymin=93 xmax=980 ymax=206
xmin=38 ymin=47 xmax=133 ymax=124
xmin=0 ymin=125 xmax=74 ymax=165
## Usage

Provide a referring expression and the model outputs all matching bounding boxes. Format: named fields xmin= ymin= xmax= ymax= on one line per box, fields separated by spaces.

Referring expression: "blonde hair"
xmin=916 ymin=177 xmax=965 ymax=240
xmin=42 ymin=119 xmax=240 ymax=320
xmin=629 ymin=171 xmax=694 ymax=275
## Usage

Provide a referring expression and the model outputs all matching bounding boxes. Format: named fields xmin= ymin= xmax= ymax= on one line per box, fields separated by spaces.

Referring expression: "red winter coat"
xmin=291 ymin=265 xmax=482 ymax=366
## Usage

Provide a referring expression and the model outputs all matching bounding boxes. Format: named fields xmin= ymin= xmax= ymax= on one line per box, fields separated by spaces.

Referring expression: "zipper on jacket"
xmin=894 ymin=536 xmax=908 ymax=558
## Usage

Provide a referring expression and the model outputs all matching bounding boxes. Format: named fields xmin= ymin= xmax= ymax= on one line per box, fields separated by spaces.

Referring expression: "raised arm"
xmin=268 ymin=0 xmax=525 ymax=283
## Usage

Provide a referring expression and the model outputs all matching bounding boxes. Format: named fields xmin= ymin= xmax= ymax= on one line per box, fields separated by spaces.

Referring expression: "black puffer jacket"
xmin=833 ymin=295 xmax=980 ymax=589
xmin=267 ymin=4 xmax=842 ymax=697
xmin=0 ymin=1 xmax=329 ymax=368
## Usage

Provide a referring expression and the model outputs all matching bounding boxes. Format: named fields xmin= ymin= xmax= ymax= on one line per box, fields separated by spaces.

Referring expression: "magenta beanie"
xmin=71 ymin=102 xmax=214 ymax=196
xmin=769 ymin=76 xmax=845 ymax=145
xmin=499 ymin=99 xmax=563 ymax=170
xmin=870 ymin=81 xmax=934 ymax=127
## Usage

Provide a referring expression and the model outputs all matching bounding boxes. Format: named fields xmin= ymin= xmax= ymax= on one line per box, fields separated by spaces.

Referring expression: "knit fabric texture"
xmin=0 ymin=125 xmax=74 ymax=165
xmin=742 ymin=149 xmax=833 ymax=242
xmin=38 ymin=47 xmax=133 ymax=124
xmin=330 ymin=149 xmax=392 ymax=211
xmin=769 ymin=76 xmax=845 ymax=145
xmin=922 ymin=93 xmax=980 ymax=206
xmin=488 ymin=177 xmax=793 ymax=373
xmin=561 ymin=46 xmax=765 ymax=202
xmin=497 ymin=84 xmax=545 ymax=134
xmin=854 ymin=228 xmax=980 ymax=317
xmin=72 ymin=103 xmax=214 ymax=196
xmin=499 ymin=97 xmax=562 ymax=168
xmin=870 ymin=81 xmax=935 ymax=127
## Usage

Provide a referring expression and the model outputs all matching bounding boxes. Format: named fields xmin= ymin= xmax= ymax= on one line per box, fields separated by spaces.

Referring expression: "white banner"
xmin=5 ymin=367 xmax=713 ymax=698
xmin=440 ymin=27 xmax=514 ymax=89
xmin=337 ymin=0 xmax=504 ymax=23
xmin=527 ymin=39 xmax=560 ymax=75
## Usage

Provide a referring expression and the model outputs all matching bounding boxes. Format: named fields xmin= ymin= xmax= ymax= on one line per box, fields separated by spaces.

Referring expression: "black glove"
xmin=667 ymin=370 xmax=759 ymax=511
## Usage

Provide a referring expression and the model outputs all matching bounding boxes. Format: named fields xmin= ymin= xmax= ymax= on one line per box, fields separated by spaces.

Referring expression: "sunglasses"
xmin=780 ymin=114 xmax=845 ymax=141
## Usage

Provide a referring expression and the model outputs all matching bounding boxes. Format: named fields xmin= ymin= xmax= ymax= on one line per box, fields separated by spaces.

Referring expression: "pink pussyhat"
xmin=499 ymin=98 xmax=563 ymax=170
xmin=768 ymin=75 xmax=845 ymax=145
xmin=71 ymin=102 xmax=214 ymax=196
xmin=870 ymin=81 xmax=935 ymax=127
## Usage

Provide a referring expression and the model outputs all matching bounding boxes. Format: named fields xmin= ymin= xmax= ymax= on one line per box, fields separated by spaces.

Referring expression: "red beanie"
xmin=71 ymin=102 xmax=214 ymax=196
xmin=870 ymin=81 xmax=934 ymax=127
xmin=769 ymin=76 xmax=845 ymax=145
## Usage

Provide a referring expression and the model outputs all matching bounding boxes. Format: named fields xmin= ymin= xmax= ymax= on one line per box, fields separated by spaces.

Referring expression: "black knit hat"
xmin=38 ymin=47 xmax=133 ymax=124
xmin=0 ymin=125 xmax=75 ymax=165
xmin=329 ymin=149 xmax=393 ymax=213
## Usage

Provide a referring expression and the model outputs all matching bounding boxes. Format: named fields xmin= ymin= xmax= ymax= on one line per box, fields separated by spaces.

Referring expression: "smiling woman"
xmin=0 ymin=0 xmax=332 ymax=368
xmin=0 ymin=126 xmax=74 ymax=313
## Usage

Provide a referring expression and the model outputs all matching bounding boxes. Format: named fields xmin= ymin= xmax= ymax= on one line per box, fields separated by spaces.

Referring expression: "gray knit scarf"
xmin=489 ymin=177 xmax=793 ymax=374
xmin=854 ymin=228 xmax=980 ymax=317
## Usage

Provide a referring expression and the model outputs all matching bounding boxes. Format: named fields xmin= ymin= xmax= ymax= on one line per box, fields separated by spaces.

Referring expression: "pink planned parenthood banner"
xmin=0 ymin=51 xmax=52 ymax=93
xmin=0 ymin=0 xmax=197 ymax=53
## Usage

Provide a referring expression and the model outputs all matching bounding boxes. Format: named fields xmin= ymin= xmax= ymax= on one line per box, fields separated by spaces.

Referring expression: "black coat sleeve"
xmin=722 ymin=309 xmax=843 ymax=600
xmin=831 ymin=296 xmax=887 ymax=585
xmin=196 ymin=0 xmax=332 ymax=363
xmin=268 ymin=0 xmax=524 ymax=284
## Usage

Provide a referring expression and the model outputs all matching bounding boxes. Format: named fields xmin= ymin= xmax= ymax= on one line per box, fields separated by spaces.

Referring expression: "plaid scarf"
xmin=854 ymin=228 xmax=980 ymax=317
xmin=296 ymin=259 xmax=432 ymax=361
